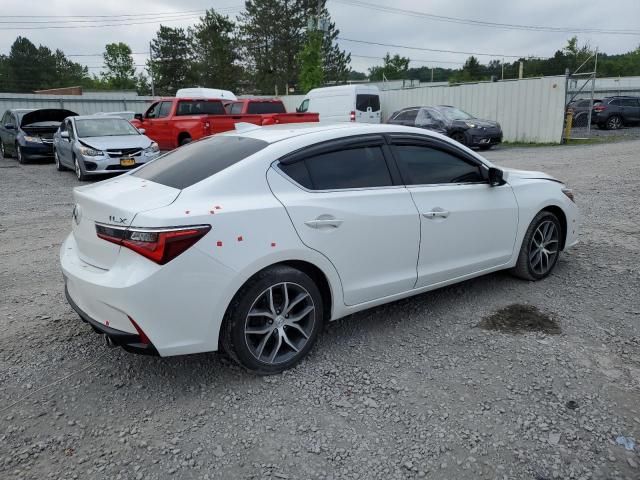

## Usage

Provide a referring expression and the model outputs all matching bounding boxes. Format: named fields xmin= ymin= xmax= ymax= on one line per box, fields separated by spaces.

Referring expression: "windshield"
xmin=438 ymin=107 xmax=475 ymax=121
xmin=75 ymin=118 xmax=140 ymax=138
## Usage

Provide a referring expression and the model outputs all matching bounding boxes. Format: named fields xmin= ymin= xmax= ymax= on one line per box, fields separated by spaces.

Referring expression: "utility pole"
xmin=518 ymin=61 xmax=523 ymax=79
xmin=149 ymin=41 xmax=155 ymax=97
xmin=431 ymin=67 xmax=434 ymax=83
xmin=501 ymin=57 xmax=504 ymax=81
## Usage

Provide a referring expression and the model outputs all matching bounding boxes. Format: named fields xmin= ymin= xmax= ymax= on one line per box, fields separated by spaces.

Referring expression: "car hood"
xmin=21 ymin=109 xmax=77 ymax=127
xmin=501 ymin=167 xmax=561 ymax=183
xmin=79 ymin=135 xmax=153 ymax=150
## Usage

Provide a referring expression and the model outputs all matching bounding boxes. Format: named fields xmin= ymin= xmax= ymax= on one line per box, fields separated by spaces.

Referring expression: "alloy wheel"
xmin=0 ymin=141 xmax=5 ymax=158
xmin=607 ymin=116 xmax=622 ymax=130
xmin=75 ymin=158 xmax=82 ymax=180
xmin=528 ymin=220 xmax=559 ymax=276
xmin=54 ymin=151 xmax=60 ymax=169
xmin=244 ymin=282 xmax=316 ymax=365
xmin=16 ymin=145 xmax=23 ymax=164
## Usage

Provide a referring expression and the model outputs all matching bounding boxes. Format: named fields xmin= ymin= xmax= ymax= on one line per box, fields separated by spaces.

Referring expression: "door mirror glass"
xmin=488 ymin=167 xmax=504 ymax=186
xmin=134 ymin=113 xmax=143 ymax=121
xmin=60 ymin=131 xmax=70 ymax=139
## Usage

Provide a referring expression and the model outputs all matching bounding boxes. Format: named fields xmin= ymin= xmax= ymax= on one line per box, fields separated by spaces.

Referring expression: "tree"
xmin=348 ymin=70 xmax=367 ymax=81
xmin=299 ymin=31 xmax=324 ymax=92
xmin=147 ymin=26 xmax=197 ymax=96
xmin=368 ymin=53 xmax=410 ymax=81
xmin=102 ymin=42 xmax=137 ymax=90
xmin=192 ymin=9 xmax=241 ymax=91
xmin=320 ymin=17 xmax=351 ymax=85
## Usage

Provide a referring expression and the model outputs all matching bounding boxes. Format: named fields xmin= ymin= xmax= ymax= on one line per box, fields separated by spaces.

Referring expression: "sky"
xmin=1 ymin=0 xmax=639 ymax=76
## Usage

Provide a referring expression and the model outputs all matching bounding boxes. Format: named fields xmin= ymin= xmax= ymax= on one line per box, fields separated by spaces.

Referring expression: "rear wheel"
xmin=606 ymin=115 xmax=623 ymax=130
xmin=511 ymin=211 xmax=562 ymax=281
xmin=74 ymin=156 xmax=87 ymax=181
xmin=16 ymin=144 xmax=26 ymax=164
xmin=0 ymin=141 xmax=8 ymax=159
xmin=220 ymin=266 xmax=324 ymax=374
xmin=179 ymin=135 xmax=192 ymax=146
xmin=450 ymin=132 xmax=466 ymax=146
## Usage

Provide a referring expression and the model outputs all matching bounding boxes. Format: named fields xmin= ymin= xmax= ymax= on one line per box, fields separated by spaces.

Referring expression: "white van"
xmin=176 ymin=87 xmax=237 ymax=101
xmin=297 ymin=85 xmax=381 ymax=123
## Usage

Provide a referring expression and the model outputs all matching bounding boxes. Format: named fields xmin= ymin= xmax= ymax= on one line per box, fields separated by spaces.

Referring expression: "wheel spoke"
xmin=268 ymin=330 xmax=283 ymax=363
xmin=256 ymin=330 xmax=274 ymax=359
xmin=285 ymin=292 xmax=310 ymax=315
xmin=247 ymin=308 xmax=275 ymax=320
xmin=245 ymin=325 xmax=273 ymax=335
xmin=286 ymin=322 xmax=309 ymax=339
xmin=287 ymin=305 xmax=314 ymax=323
xmin=543 ymin=223 xmax=556 ymax=243
xmin=268 ymin=287 xmax=276 ymax=316
xmin=281 ymin=283 xmax=290 ymax=314
xmin=281 ymin=328 xmax=300 ymax=353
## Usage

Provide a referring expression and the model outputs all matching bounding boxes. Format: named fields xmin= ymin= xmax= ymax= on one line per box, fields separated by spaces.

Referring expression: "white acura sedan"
xmin=60 ymin=123 xmax=578 ymax=374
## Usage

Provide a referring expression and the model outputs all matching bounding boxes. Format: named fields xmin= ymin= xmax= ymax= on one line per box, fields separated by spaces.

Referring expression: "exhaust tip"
xmin=104 ymin=335 xmax=117 ymax=348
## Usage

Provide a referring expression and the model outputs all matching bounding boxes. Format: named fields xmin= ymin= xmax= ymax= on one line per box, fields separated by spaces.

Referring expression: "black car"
xmin=386 ymin=105 xmax=502 ymax=149
xmin=593 ymin=96 xmax=640 ymax=130
xmin=567 ymin=98 xmax=602 ymax=127
xmin=0 ymin=108 xmax=77 ymax=163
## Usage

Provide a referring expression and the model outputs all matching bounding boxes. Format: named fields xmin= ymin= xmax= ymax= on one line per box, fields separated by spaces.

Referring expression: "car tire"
xmin=0 ymin=141 xmax=9 ymax=159
xmin=450 ymin=132 xmax=466 ymax=146
xmin=479 ymin=145 xmax=492 ymax=151
xmin=74 ymin=156 xmax=87 ymax=181
xmin=606 ymin=115 xmax=622 ymax=130
xmin=179 ymin=136 xmax=192 ymax=146
xmin=16 ymin=144 xmax=26 ymax=164
xmin=511 ymin=211 xmax=562 ymax=281
xmin=54 ymin=149 xmax=66 ymax=171
xmin=220 ymin=265 xmax=324 ymax=375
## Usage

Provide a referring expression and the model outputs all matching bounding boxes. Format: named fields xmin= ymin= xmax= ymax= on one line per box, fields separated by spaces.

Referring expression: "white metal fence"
xmin=1 ymin=76 xmax=567 ymax=143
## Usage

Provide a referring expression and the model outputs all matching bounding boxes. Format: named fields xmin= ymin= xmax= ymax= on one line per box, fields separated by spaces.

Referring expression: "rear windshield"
xmin=175 ymin=100 xmax=225 ymax=116
xmin=133 ymin=135 xmax=268 ymax=189
xmin=247 ymin=101 xmax=287 ymax=114
xmin=356 ymin=94 xmax=380 ymax=112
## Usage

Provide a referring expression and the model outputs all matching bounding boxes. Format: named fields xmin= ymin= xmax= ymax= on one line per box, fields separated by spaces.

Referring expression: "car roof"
xmin=222 ymin=122 xmax=445 ymax=144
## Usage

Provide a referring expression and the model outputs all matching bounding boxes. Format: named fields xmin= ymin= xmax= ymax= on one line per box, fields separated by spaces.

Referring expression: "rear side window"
xmin=176 ymin=100 xmax=225 ymax=116
xmin=619 ymin=98 xmax=639 ymax=107
xmin=133 ymin=136 xmax=268 ymax=189
xmin=356 ymin=94 xmax=380 ymax=112
xmin=392 ymin=145 xmax=484 ymax=185
xmin=280 ymin=146 xmax=392 ymax=190
xmin=247 ymin=102 xmax=287 ymax=114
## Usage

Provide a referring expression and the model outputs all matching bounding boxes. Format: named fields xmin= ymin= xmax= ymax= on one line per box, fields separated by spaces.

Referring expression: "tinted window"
xmin=134 ymin=136 xmax=268 ymax=189
xmin=247 ymin=102 xmax=287 ymax=114
xmin=609 ymin=99 xmax=622 ymax=106
xmin=356 ymin=94 xmax=380 ymax=112
xmin=395 ymin=110 xmax=418 ymax=121
xmin=619 ymin=98 xmax=639 ymax=107
xmin=176 ymin=100 xmax=225 ymax=116
xmin=392 ymin=145 xmax=484 ymax=185
xmin=280 ymin=146 xmax=392 ymax=190
xmin=158 ymin=101 xmax=172 ymax=118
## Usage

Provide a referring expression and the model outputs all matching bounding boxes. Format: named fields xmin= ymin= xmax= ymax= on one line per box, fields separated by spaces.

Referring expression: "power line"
xmin=331 ymin=0 xmax=640 ymax=36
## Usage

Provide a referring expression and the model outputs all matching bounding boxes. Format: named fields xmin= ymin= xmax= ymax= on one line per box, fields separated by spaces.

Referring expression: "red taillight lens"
xmin=350 ymin=111 xmax=356 ymax=122
xmin=96 ymin=224 xmax=211 ymax=265
xmin=593 ymin=105 xmax=606 ymax=112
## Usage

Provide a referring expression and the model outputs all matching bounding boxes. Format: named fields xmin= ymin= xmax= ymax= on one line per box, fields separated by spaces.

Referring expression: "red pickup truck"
xmin=225 ymin=99 xmax=319 ymax=125
xmin=131 ymin=97 xmax=264 ymax=150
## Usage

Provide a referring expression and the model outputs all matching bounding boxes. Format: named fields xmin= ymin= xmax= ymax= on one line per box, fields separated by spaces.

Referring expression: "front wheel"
xmin=0 ymin=141 xmax=9 ymax=159
xmin=54 ymin=149 xmax=66 ymax=171
xmin=74 ymin=156 xmax=87 ymax=181
xmin=16 ymin=144 xmax=26 ymax=164
xmin=220 ymin=266 xmax=324 ymax=374
xmin=511 ymin=211 xmax=562 ymax=281
xmin=450 ymin=132 xmax=467 ymax=146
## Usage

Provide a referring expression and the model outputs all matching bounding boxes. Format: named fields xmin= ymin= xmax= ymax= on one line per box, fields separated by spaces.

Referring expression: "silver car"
xmin=53 ymin=115 xmax=160 ymax=181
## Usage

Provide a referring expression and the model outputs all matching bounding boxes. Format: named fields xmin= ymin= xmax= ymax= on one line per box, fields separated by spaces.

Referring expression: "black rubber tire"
xmin=479 ymin=145 xmax=493 ymax=151
xmin=16 ymin=144 xmax=26 ymax=164
xmin=511 ymin=211 xmax=562 ymax=281
xmin=220 ymin=265 xmax=324 ymax=375
xmin=0 ymin=141 xmax=10 ymax=159
xmin=54 ymin=149 xmax=66 ymax=171
xmin=179 ymin=136 xmax=192 ymax=146
xmin=450 ymin=132 xmax=466 ymax=145
xmin=606 ymin=115 xmax=622 ymax=130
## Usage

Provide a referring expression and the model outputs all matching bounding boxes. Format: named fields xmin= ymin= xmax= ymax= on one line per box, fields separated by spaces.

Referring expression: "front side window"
xmin=437 ymin=107 xmax=474 ymax=121
xmin=145 ymin=102 xmax=160 ymax=119
xmin=356 ymin=94 xmax=380 ymax=112
xmin=395 ymin=109 xmax=418 ymax=121
xmin=280 ymin=146 xmax=392 ymax=190
xmin=392 ymin=145 xmax=484 ymax=185
xmin=298 ymin=99 xmax=309 ymax=112
xmin=176 ymin=100 xmax=225 ymax=116
xmin=133 ymin=135 xmax=268 ymax=189
xmin=158 ymin=101 xmax=173 ymax=118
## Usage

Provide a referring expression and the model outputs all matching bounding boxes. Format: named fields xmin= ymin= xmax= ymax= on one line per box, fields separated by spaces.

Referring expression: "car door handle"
xmin=423 ymin=210 xmax=450 ymax=219
xmin=304 ymin=218 xmax=344 ymax=229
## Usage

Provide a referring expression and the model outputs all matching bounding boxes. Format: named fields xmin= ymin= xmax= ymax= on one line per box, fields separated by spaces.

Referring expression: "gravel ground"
xmin=571 ymin=125 xmax=640 ymax=139
xmin=1 ymin=140 xmax=639 ymax=480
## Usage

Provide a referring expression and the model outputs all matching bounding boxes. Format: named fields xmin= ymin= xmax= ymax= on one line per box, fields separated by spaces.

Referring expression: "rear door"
xmin=388 ymin=109 xmax=419 ymax=126
xmin=388 ymin=136 xmax=518 ymax=288
xmin=620 ymin=98 xmax=640 ymax=122
xmin=268 ymin=135 xmax=420 ymax=305
xmin=355 ymin=93 xmax=381 ymax=123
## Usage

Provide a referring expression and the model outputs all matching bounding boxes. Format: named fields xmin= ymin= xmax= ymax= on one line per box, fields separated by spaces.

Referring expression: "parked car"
xmin=387 ymin=105 xmax=502 ymax=149
xmin=0 ymin=108 xmax=77 ymax=163
xmin=567 ymin=99 xmax=602 ymax=127
xmin=131 ymin=97 xmax=265 ymax=150
xmin=593 ymin=96 xmax=640 ymax=130
xmin=296 ymin=85 xmax=381 ymax=123
xmin=94 ymin=111 xmax=137 ymax=121
xmin=60 ymin=123 xmax=578 ymax=374
xmin=224 ymin=98 xmax=319 ymax=125
xmin=53 ymin=115 xmax=160 ymax=181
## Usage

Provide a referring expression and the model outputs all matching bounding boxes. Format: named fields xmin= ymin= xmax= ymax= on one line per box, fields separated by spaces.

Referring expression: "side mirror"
xmin=488 ymin=167 xmax=505 ymax=187
xmin=60 ymin=131 xmax=70 ymax=140
xmin=134 ymin=113 xmax=143 ymax=121
xmin=4 ymin=124 xmax=14 ymax=130
xmin=137 ymin=128 xmax=146 ymax=134
xmin=295 ymin=107 xmax=301 ymax=113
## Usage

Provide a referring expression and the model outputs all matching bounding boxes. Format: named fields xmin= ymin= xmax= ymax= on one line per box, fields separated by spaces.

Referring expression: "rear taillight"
xmin=350 ymin=111 xmax=356 ymax=122
xmin=593 ymin=105 xmax=606 ymax=112
xmin=96 ymin=224 xmax=211 ymax=265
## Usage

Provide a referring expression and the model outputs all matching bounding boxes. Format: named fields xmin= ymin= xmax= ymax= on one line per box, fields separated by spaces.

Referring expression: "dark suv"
xmin=593 ymin=96 xmax=640 ymax=130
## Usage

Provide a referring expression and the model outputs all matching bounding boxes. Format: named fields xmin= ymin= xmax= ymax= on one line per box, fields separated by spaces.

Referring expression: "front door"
xmin=388 ymin=139 xmax=519 ymax=288
xmin=142 ymin=101 xmax=172 ymax=150
xmin=268 ymin=137 xmax=420 ymax=305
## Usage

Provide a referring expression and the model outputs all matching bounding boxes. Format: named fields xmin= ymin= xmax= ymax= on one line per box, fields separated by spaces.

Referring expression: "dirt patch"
xmin=477 ymin=304 xmax=561 ymax=334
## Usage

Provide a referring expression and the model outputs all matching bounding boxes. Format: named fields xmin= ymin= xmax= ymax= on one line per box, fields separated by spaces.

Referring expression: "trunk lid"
xmin=71 ymin=175 xmax=180 ymax=269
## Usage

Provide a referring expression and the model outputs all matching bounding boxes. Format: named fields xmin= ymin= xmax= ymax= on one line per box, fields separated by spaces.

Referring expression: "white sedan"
xmin=60 ymin=123 xmax=578 ymax=374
